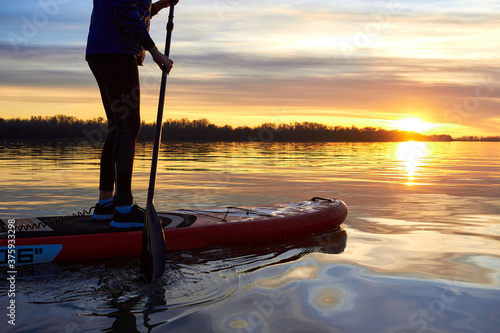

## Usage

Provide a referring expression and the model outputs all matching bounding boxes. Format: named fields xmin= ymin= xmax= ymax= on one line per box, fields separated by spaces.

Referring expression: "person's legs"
xmin=88 ymin=54 xmax=141 ymax=220
xmin=89 ymin=58 xmax=117 ymax=198
xmin=99 ymin=191 xmax=114 ymax=201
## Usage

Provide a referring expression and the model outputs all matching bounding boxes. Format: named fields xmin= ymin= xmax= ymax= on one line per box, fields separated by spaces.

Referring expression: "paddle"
xmin=140 ymin=0 xmax=176 ymax=283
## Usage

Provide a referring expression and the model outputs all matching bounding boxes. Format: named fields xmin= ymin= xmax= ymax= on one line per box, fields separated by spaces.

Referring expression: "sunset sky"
xmin=0 ymin=0 xmax=499 ymax=137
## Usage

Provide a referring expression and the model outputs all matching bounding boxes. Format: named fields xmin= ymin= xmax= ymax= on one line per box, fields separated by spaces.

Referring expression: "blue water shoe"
xmin=110 ymin=204 xmax=145 ymax=228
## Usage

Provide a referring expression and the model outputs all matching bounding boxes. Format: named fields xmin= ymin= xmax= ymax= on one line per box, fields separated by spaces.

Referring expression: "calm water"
xmin=1 ymin=141 xmax=499 ymax=332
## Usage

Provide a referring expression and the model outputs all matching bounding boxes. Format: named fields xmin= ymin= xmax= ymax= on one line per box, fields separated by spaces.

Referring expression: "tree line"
xmin=454 ymin=136 xmax=500 ymax=141
xmin=0 ymin=114 xmax=460 ymax=142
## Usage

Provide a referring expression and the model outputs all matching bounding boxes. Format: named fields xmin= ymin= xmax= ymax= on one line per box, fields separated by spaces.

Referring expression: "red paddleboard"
xmin=0 ymin=197 xmax=347 ymax=266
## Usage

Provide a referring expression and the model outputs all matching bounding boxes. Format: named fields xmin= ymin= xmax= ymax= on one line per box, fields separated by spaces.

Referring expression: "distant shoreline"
xmin=1 ymin=115 xmax=498 ymax=142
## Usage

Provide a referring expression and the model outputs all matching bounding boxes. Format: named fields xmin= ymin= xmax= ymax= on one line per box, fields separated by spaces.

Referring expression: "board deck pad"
xmin=0 ymin=213 xmax=196 ymax=238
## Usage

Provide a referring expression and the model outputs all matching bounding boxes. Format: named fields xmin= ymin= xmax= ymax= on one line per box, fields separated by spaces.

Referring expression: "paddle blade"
xmin=140 ymin=202 xmax=166 ymax=283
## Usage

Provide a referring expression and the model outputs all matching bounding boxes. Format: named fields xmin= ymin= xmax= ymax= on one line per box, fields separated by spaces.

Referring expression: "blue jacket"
xmin=86 ymin=0 xmax=159 ymax=65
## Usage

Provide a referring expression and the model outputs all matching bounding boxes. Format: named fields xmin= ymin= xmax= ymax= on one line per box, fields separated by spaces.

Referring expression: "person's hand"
xmin=148 ymin=46 xmax=174 ymax=73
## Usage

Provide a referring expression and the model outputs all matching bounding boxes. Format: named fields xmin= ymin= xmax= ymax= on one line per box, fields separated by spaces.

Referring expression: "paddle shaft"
xmin=147 ymin=2 xmax=175 ymax=204
xmin=140 ymin=1 xmax=176 ymax=283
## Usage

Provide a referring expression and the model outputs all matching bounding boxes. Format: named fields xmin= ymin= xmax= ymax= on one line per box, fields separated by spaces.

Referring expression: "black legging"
xmin=87 ymin=53 xmax=141 ymax=206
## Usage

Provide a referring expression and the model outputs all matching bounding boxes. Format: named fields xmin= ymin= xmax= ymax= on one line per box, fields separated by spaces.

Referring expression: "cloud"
xmin=1 ymin=40 xmax=498 ymax=130
xmin=0 ymin=43 xmax=91 ymax=87
xmin=1 ymin=0 xmax=499 ymax=135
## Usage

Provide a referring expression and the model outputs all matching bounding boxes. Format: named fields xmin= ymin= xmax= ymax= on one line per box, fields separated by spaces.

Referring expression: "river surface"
xmin=1 ymin=141 xmax=499 ymax=332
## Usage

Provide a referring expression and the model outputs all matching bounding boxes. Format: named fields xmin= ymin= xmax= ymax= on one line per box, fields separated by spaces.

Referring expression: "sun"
xmin=392 ymin=117 xmax=436 ymax=133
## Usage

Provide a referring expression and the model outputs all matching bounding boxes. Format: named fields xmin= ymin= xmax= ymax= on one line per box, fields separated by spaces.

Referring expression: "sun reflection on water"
xmin=396 ymin=141 xmax=427 ymax=185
